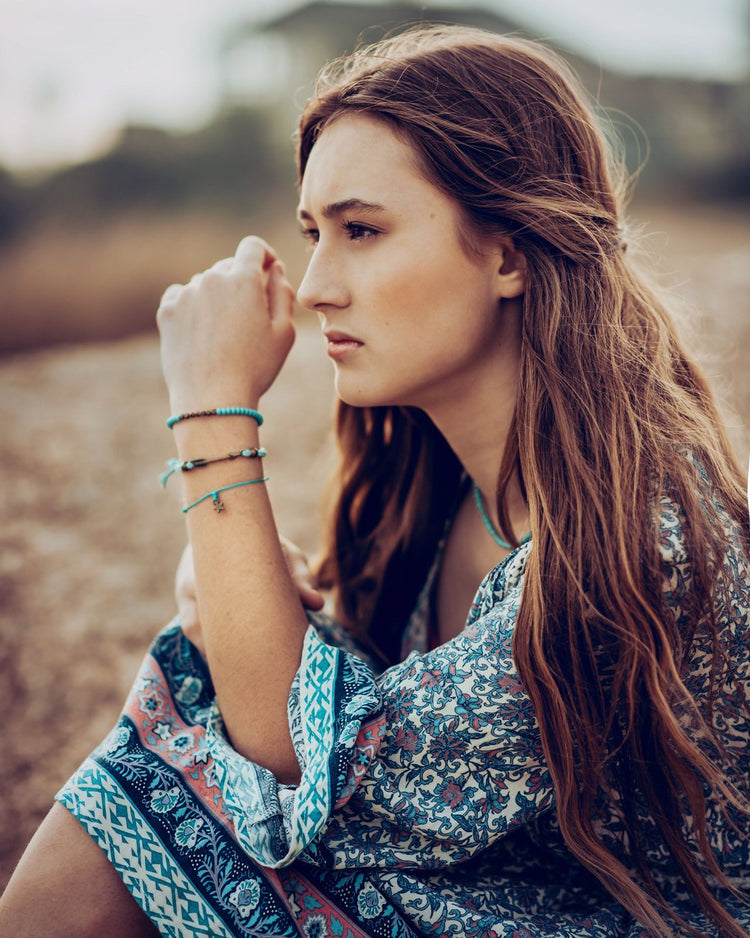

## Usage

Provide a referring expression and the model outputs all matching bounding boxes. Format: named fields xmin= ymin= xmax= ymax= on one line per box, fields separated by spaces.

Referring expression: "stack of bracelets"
xmin=162 ymin=408 xmax=268 ymax=514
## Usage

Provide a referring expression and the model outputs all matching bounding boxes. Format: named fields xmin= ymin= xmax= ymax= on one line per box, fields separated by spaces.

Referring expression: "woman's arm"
xmin=204 ymin=540 xmax=555 ymax=870
xmin=175 ymin=539 xmax=325 ymax=657
xmin=157 ymin=236 xmax=305 ymax=784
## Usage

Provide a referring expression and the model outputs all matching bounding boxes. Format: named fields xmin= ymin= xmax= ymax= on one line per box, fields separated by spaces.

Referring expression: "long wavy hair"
xmin=297 ymin=26 xmax=750 ymax=936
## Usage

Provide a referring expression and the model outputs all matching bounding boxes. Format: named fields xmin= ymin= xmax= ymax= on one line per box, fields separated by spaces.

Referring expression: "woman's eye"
xmin=300 ymin=221 xmax=378 ymax=246
xmin=299 ymin=227 xmax=319 ymax=246
xmin=342 ymin=221 xmax=378 ymax=242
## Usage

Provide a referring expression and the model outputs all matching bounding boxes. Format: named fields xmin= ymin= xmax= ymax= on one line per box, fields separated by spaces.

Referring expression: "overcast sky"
xmin=1 ymin=0 xmax=747 ymax=171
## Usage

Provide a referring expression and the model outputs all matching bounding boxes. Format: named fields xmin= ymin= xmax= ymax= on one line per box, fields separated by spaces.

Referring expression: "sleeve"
xmin=206 ymin=545 xmax=555 ymax=871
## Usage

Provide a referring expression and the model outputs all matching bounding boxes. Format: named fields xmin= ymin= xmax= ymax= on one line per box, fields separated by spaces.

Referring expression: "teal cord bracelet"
xmin=182 ymin=476 xmax=269 ymax=514
xmin=160 ymin=447 xmax=267 ymax=487
xmin=167 ymin=407 xmax=263 ymax=430
xmin=472 ymin=483 xmax=531 ymax=551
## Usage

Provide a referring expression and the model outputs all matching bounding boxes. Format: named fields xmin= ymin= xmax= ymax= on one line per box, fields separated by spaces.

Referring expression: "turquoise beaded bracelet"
xmin=166 ymin=407 xmax=263 ymax=430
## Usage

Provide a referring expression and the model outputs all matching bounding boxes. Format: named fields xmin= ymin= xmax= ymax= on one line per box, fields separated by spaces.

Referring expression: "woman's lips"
xmin=324 ymin=331 xmax=364 ymax=359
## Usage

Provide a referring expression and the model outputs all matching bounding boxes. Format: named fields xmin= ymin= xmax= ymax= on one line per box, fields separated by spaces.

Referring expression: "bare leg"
xmin=0 ymin=802 xmax=160 ymax=938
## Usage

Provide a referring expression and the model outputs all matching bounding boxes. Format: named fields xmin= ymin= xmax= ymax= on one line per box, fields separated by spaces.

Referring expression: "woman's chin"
xmin=334 ymin=376 xmax=374 ymax=408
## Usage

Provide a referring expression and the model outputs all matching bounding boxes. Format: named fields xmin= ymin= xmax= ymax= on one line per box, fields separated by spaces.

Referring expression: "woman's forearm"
xmin=175 ymin=416 xmax=307 ymax=784
xmin=157 ymin=237 xmax=303 ymax=783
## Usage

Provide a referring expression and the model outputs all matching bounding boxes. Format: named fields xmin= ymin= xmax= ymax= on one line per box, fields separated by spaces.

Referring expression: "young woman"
xmin=2 ymin=25 xmax=749 ymax=938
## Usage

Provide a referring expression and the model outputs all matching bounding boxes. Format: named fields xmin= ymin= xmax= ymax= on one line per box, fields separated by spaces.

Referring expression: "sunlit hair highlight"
xmin=297 ymin=26 xmax=750 ymax=936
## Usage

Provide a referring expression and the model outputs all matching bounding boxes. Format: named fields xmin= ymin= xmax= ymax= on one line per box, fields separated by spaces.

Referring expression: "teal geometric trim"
xmin=57 ymin=760 xmax=237 ymax=938
xmin=292 ymin=628 xmax=339 ymax=856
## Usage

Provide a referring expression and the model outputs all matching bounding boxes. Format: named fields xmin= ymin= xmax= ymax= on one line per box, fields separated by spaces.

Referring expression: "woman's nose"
xmin=296 ymin=250 xmax=349 ymax=312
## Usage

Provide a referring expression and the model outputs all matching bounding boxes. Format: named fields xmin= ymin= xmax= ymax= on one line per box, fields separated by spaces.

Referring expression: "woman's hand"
xmin=281 ymin=538 xmax=326 ymax=613
xmin=157 ymin=236 xmax=296 ymax=413
xmin=175 ymin=539 xmax=325 ymax=656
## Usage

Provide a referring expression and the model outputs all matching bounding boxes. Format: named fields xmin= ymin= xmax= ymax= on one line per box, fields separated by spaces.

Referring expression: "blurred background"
xmin=1 ymin=0 xmax=749 ymax=889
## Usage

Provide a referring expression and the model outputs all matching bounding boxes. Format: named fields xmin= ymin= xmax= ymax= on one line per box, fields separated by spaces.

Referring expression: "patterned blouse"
xmin=57 ymin=492 xmax=750 ymax=937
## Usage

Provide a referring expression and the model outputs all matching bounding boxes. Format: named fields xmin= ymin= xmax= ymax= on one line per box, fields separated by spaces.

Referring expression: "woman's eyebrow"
xmin=297 ymin=198 xmax=387 ymax=222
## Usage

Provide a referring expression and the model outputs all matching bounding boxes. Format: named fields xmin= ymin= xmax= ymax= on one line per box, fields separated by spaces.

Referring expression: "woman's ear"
xmin=496 ymin=241 xmax=526 ymax=299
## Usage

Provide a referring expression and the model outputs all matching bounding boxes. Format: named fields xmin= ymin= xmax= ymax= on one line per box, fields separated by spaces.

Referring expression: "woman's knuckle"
xmin=237 ymin=235 xmax=260 ymax=256
xmin=156 ymin=304 xmax=173 ymax=328
xmin=200 ymin=267 xmax=222 ymax=290
xmin=158 ymin=284 xmax=180 ymax=311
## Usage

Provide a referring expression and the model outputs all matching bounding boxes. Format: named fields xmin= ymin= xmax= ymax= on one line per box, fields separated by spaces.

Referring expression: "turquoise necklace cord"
xmin=472 ymin=483 xmax=531 ymax=551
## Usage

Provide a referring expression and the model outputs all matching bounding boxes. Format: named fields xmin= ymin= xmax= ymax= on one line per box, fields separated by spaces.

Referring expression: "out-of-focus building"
xmin=217 ymin=0 xmax=750 ymax=199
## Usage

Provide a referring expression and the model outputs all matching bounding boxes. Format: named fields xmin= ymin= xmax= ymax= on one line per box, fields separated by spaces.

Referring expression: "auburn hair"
xmin=296 ymin=26 xmax=750 ymax=936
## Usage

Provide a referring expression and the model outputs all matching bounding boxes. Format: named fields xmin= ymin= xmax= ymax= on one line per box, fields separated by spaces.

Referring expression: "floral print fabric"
xmin=56 ymin=495 xmax=750 ymax=937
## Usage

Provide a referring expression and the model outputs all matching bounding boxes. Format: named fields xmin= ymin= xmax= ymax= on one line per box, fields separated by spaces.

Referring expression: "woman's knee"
xmin=0 ymin=802 xmax=159 ymax=938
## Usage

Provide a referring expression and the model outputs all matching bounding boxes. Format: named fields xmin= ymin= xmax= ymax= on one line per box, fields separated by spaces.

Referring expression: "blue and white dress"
xmin=57 ymin=494 xmax=750 ymax=937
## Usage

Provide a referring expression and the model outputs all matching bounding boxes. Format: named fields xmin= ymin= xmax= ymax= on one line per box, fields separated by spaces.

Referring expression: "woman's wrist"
xmin=167 ymin=393 xmax=262 ymax=417
xmin=167 ymin=406 xmax=263 ymax=431
xmin=170 ymin=415 xmax=262 ymax=462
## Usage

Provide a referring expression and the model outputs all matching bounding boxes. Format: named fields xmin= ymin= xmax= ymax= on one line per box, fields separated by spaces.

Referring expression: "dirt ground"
xmin=1 ymin=201 xmax=749 ymax=889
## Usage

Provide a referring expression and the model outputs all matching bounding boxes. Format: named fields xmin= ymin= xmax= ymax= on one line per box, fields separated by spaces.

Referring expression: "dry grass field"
xmin=1 ymin=200 xmax=749 ymax=889
xmin=0 ymin=211 xmax=295 ymax=353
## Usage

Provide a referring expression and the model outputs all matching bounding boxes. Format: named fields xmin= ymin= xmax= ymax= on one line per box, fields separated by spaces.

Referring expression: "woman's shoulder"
xmin=656 ymin=478 xmax=750 ymax=711
xmin=656 ymin=470 xmax=750 ymax=598
xmin=467 ymin=539 xmax=532 ymax=627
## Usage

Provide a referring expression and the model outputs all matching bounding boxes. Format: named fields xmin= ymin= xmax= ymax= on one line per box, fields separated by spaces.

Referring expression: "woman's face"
xmin=296 ymin=114 xmax=523 ymax=413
